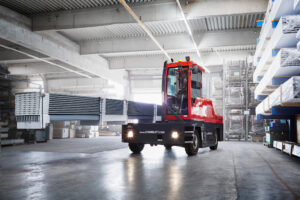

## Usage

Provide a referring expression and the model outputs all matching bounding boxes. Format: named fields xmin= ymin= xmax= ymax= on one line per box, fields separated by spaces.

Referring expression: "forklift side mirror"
xmin=192 ymin=66 xmax=199 ymax=74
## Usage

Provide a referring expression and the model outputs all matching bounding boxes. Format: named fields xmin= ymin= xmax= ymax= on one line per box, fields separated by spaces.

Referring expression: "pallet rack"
xmin=254 ymin=0 xmax=300 ymax=157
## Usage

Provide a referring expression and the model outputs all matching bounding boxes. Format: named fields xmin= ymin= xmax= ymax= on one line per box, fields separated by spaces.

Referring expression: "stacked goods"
xmin=53 ymin=121 xmax=70 ymax=139
xmin=255 ymin=48 xmax=300 ymax=98
xmin=223 ymin=60 xmax=262 ymax=140
xmin=265 ymin=121 xmax=289 ymax=147
xmin=256 ymin=76 xmax=300 ymax=115
xmin=249 ymin=115 xmax=265 ymax=139
xmin=99 ymin=124 xmax=122 ymax=136
xmin=76 ymin=126 xmax=99 ymax=138
xmin=225 ymin=87 xmax=244 ymax=106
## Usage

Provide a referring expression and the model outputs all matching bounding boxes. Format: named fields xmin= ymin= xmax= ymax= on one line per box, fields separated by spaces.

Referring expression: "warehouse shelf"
xmin=254 ymin=0 xmax=299 ymax=65
xmin=256 ymin=76 xmax=300 ymax=115
xmin=269 ymin=0 xmax=298 ymax=21
xmin=255 ymin=48 xmax=300 ymax=98
xmin=254 ymin=17 xmax=300 ymax=82
xmin=254 ymin=19 xmax=276 ymax=62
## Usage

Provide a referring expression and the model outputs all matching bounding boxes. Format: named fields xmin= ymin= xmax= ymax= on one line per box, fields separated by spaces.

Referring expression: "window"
xmin=166 ymin=66 xmax=188 ymax=115
xmin=191 ymin=66 xmax=202 ymax=101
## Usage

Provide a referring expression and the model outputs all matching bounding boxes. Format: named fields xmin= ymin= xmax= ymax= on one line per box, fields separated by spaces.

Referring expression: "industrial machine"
xmin=122 ymin=58 xmax=223 ymax=156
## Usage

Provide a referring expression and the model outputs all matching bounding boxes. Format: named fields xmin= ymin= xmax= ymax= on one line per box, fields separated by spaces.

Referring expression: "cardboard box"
xmin=53 ymin=128 xmax=69 ymax=139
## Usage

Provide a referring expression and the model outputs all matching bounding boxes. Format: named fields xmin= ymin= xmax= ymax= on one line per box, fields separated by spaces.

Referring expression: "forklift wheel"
xmin=129 ymin=143 xmax=144 ymax=154
xmin=185 ymin=131 xmax=199 ymax=156
xmin=210 ymin=130 xmax=218 ymax=150
xmin=164 ymin=145 xmax=172 ymax=151
xmin=209 ymin=142 xmax=218 ymax=150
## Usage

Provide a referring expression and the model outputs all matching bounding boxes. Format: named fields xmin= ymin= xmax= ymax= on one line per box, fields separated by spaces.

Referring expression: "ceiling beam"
xmin=0 ymin=49 xmax=55 ymax=64
xmin=7 ymin=62 xmax=67 ymax=75
xmin=109 ymin=50 xmax=254 ymax=70
xmin=81 ymin=29 xmax=258 ymax=55
xmin=0 ymin=5 xmax=124 ymax=84
xmin=32 ymin=0 xmax=267 ymax=32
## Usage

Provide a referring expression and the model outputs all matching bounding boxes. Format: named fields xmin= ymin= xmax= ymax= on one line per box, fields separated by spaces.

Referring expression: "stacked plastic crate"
xmin=253 ymin=0 xmax=300 ymax=157
xmin=223 ymin=59 xmax=264 ymax=141
xmin=223 ymin=60 xmax=246 ymax=140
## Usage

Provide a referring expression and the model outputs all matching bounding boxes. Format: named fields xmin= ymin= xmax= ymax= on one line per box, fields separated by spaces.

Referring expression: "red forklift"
xmin=122 ymin=57 xmax=223 ymax=156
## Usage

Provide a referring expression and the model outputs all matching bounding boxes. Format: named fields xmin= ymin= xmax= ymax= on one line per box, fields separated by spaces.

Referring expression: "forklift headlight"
xmin=171 ymin=131 xmax=179 ymax=139
xmin=127 ymin=130 xmax=134 ymax=138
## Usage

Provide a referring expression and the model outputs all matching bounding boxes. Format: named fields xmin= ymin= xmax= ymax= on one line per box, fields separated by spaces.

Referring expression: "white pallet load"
xmin=292 ymin=144 xmax=300 ymax=157
xmin=254 ymin=0 xmax=300 ymax=66
xmin=269 ymin=76 xmax=300 ymax=106
xmin=255 ymin=48 xmax=300 ymax=98
xmin=254 ymin=15 xmax=300 ymax=82
xmin=273 ymin=140 xmax=278 ymax=148
xmin=276 ymin=140 xmax=283 ymax=150
xmin=255 ymin=100 xmax=265 ymax=115
xmin=15 ymin=92 xmax=50 ymax=129
xmin=256 ymin=76 xmax=300 ymax=115
xmin=282 ymin=142 xmax=294 ymax=155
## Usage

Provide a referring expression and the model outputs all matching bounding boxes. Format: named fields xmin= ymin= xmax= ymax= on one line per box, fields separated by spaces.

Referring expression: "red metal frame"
xmin=163 ymin=61 xmax=222 ymax=124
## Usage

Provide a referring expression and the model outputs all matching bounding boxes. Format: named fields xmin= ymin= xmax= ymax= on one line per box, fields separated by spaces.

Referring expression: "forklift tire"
xmin=164 ymin=145 xmax=172 ymax=150
xmin=210 ymin=130 xmax=218 ymax=150
xmin=209 ymin=142 xmax=218 ymax=150
xmin=185 ymin=131 xmax=200 ymax=156
xmin=129 ymin=143 xmax=144 ymax=154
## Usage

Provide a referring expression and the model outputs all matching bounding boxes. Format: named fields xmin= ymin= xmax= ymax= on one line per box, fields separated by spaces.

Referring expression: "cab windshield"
xmin=166 ymin=66 xmax=188 ymax=115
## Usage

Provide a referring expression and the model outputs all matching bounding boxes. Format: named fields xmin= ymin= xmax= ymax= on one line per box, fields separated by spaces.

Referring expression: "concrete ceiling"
xmin=0 ymin=0 xmax=268 ymax=100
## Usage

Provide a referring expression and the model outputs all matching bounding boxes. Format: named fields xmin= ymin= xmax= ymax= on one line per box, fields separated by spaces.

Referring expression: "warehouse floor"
xmin=2 ymin=136 xmax=127 ymax=154
xmin=1 ymin=141 xmax=300 ymax=200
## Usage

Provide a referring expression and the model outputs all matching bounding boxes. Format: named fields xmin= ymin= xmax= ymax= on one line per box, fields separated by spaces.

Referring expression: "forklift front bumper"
xmin=122 ymin=122 xmax=195 ymax=146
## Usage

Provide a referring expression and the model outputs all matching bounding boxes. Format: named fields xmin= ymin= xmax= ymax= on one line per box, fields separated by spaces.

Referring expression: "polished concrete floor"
xmin=2 ymin=137 xmax=127 ymax=154
xmin=1 ymin=140 xmax=300 ymax=200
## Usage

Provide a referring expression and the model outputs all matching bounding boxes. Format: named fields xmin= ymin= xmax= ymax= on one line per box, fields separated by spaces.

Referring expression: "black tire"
xmin=210 ymin=130 xmax=218 ymax=150
xmin=185 ymin=131 xmax=200 ymax=156
xmin=129 ymin=143 xmax=144 ymax=154
xmin=164 ymin=144 xmax=172 ymax=150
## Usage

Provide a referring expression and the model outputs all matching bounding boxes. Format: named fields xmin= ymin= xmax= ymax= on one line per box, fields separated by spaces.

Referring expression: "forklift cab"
xmin=163 ymin=58 xmax=205 ymax=120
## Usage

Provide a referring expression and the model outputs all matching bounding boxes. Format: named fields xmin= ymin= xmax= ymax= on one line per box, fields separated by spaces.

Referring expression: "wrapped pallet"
xmin=282 ymin=15 xmax=300 ymax=34
xmin=257 ymin=76 xmax=300 ymax=115
xmin=255 ymin=48 xmax=300 ymax=97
